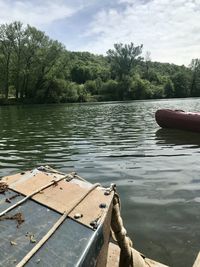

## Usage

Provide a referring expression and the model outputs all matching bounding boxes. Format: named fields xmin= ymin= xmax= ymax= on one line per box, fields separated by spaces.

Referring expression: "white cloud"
xmin=0 ymin=0 xmax=77 ymax=27
xmin=0 ymin=0 xmax=199 ymax=65
xmin=81 ymin=0 xmax=200 ymax=66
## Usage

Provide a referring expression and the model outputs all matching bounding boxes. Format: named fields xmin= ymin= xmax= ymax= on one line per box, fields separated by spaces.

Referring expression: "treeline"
xmin=0 ymin=21 xmax=200 ymax=104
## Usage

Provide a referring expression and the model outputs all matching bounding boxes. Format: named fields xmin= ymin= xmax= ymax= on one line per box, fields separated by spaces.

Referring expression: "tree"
xmin=107 ymin=42 xmax=143 ymax=80
xmin=190 ymin=59 xmax=200 ymax=96
xmin=9 ymin=22 xmax=26 ymax=99
xmin=33 ymin=39 xmax=65 ymax=94
xmin=99 ymin=79 xmax=118 ymax=100
xmin=16 ymin=25 xmax=45 ymax=98
xmin=71 ymin=65 xmax=92 ymax=84
xmin=172 ymin=71 xmax=191 ymax=98
xmin=84 ymin=80 xmax=97 ymax=95
xmin=144 ymin=51 xmax=151 ymax=80
xmin=151 ymin=84 xmax=164 ymax=99
xmin=0 ymin=21 xmax=196 ymax=104
xmin=64 ymin=82 xmax=79 ymax=102
xmin=0 ymin=23 xmax=14 ymax=98
xmin=164 ymin=78 xmax=175 ymax=98
xmin=107 ymin=43 xmax=143 ymax=100
xmin=35 ymin=78 xmax=63 ymax=103
xmin=131 ymin=76 xmax=151 ymax=99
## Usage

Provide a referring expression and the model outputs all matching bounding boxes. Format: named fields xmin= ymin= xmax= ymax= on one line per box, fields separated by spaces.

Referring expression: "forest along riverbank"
xmin=0 ymin=22 xmax=200 ymax=105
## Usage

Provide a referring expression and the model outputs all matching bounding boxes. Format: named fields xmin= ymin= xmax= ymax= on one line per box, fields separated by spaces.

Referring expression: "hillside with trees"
xmin=0 ymin=21 xmax=199 ymax=104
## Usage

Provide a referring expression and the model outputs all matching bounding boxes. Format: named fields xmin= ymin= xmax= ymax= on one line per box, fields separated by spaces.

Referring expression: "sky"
xmin=0 ymin=0 xmax=199 ymax=66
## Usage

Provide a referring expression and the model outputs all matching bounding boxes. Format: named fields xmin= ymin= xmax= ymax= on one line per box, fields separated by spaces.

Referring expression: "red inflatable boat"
xmin=155 ymin=109 xmax=200 ymax=132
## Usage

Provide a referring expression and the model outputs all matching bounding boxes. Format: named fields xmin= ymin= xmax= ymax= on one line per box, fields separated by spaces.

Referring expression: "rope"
xmin=0 ymin=181 xmax=8 ymax=193
xmin=16 ymin=183 xmax=100 ymax=267
xmin=38 ymin=165 xmax=88 ymax=182
xmin=0 ymin=172 xmax=75 ymax=218
xmin=37 ymin=165 xmax=66 ymax=175
xmin=111 ymin=192 xmax=147 ymax=267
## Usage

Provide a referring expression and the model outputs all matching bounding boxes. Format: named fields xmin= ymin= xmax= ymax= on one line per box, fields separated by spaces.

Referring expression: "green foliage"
xmin=172 ymin=71 xmax=191 ymax=98
xmin=0 ymin=23 xmax=14 ymax=98
xmin=131 ymin=77 xmax=151 ymax=99
xmin=61 ymin=82 xmax=79 ymax=103
xmin=107 ymin=43 xmax=143 ymax=79
xmin=70 ymin=51 xmax=110 ymax=84
xmin=84 ymin=80 xmax=97 ymax=95
xmin=0 ymin=21 xmax=197 ymax=104
xmin=98 ymin=79 xmax=119 ymax=100
xmin=150 ymin=84 xmax=164 ymax=99
xmin=71 ymin=65 xmax=92 ymax=84
xmin=147 ymin=69 xmax=161 ymax=83
xmin=0 ymin=22 xmax=66 ymax=101
xmin=117 ymin=76 xmax=133 ymax=100
xmin=77 ymin=84 xmax=90 ymax=102
xmin=190 ymin=59 xmax=200 ymax=96
xmin=164 ymin=78 xmax=175 ymax=98
xmin=35 ymin=78 xmax=64 ymax=103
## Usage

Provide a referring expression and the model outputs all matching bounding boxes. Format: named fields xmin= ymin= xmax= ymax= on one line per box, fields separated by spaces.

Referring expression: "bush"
xmin=151 ymin=84 xmax=164 ymax=99
xmin=84 ymin=80 xmax=97 ymax=95
xmin=172 ymin=71 xmax=191 ymax=97
xmin=77 ymin=84 xmax=91 ymax=102
xmin=34 ymin=78 xmax=65 ymax=103
xmin=99 ymin=79 xmax=119 ymax=100
xmin=131 ymin=77 xmax=151 ymax=99
xmin=164 ymin=78 xmax=175 ymax=98
xmin=61 ymin=82 xmax=79 ymax=102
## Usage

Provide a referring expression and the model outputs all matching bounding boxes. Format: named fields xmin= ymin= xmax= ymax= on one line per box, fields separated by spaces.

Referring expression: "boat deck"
xmin=2 ymin=166 xmax=197 ymax=266
xmin=0 ymin=189 xmax=97 ymax=266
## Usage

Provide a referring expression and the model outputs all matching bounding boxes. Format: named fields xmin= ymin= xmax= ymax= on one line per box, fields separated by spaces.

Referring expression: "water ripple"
xmin=1 ymin=99 xmax=200 ymax=266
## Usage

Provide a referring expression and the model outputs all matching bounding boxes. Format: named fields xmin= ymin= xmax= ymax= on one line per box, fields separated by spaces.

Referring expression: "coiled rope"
xmin=111 ymin=192 xmax=148 ymax=267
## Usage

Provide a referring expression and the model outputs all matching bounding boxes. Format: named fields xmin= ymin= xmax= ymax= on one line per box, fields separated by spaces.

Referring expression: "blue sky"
xmin=0 ymin=0 xmax=199 ymax=66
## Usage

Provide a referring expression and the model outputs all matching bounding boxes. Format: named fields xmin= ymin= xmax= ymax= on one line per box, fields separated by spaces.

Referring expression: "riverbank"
xmin=0 ymin=98 xmax=88 ymax=106
xmin=0 ymin=95 xmax=191 ymax=106
xmin=0 ymin=95 xmax=100 ymax=106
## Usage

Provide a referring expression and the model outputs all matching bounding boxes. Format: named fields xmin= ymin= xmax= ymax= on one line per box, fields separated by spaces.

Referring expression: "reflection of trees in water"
xmin=155 ymin=128 xmax=200 ymax=146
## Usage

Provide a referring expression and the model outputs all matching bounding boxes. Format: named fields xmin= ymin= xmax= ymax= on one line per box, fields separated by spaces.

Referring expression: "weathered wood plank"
xmin=193 ymin=252 xmax=200 ymax=267
xmin=106 ymin=242 xmax=169 ymax=267
xmin=2 ymin=169 xmax=113 ymax=229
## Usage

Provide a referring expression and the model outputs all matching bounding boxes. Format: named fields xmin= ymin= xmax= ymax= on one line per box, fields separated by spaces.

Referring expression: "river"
xmin=1 ymin=98 xmax=200 ymax=266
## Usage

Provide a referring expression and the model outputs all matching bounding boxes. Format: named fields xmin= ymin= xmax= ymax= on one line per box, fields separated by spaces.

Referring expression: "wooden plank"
xmin=145 ymin=258 xmax=169 ymax=267
xmin=69 ymin=187 xmax=113 ymax=227
xmin=0 ymin=175 xmax=70 ymax=217
xmin=193 ymin=252 xmax=200 ymax=267
xmin=2 ymin=170 xmax=113 ymax=229
xmin=106 ymin=243 xmax=169 ymax=267
xmin=3 ymin=170 xmax=63 ymax=194
xmin=106 ymin=242 xmax=120 ymax=267
xmin=1 ymin=171 xmax=33 ymax=186
xmin=96 ymin=201 xmax=113 ymax=267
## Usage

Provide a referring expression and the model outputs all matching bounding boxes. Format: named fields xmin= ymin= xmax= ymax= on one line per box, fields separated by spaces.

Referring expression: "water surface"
xmin=1 ymin=98 xmax=200 ymax=266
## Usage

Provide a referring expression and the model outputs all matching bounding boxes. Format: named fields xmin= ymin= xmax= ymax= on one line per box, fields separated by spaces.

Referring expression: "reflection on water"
xmin=1 ymin=98 xmax=200 ymax=266
xmin=156 ymin=128 xmax=200 ymax=147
